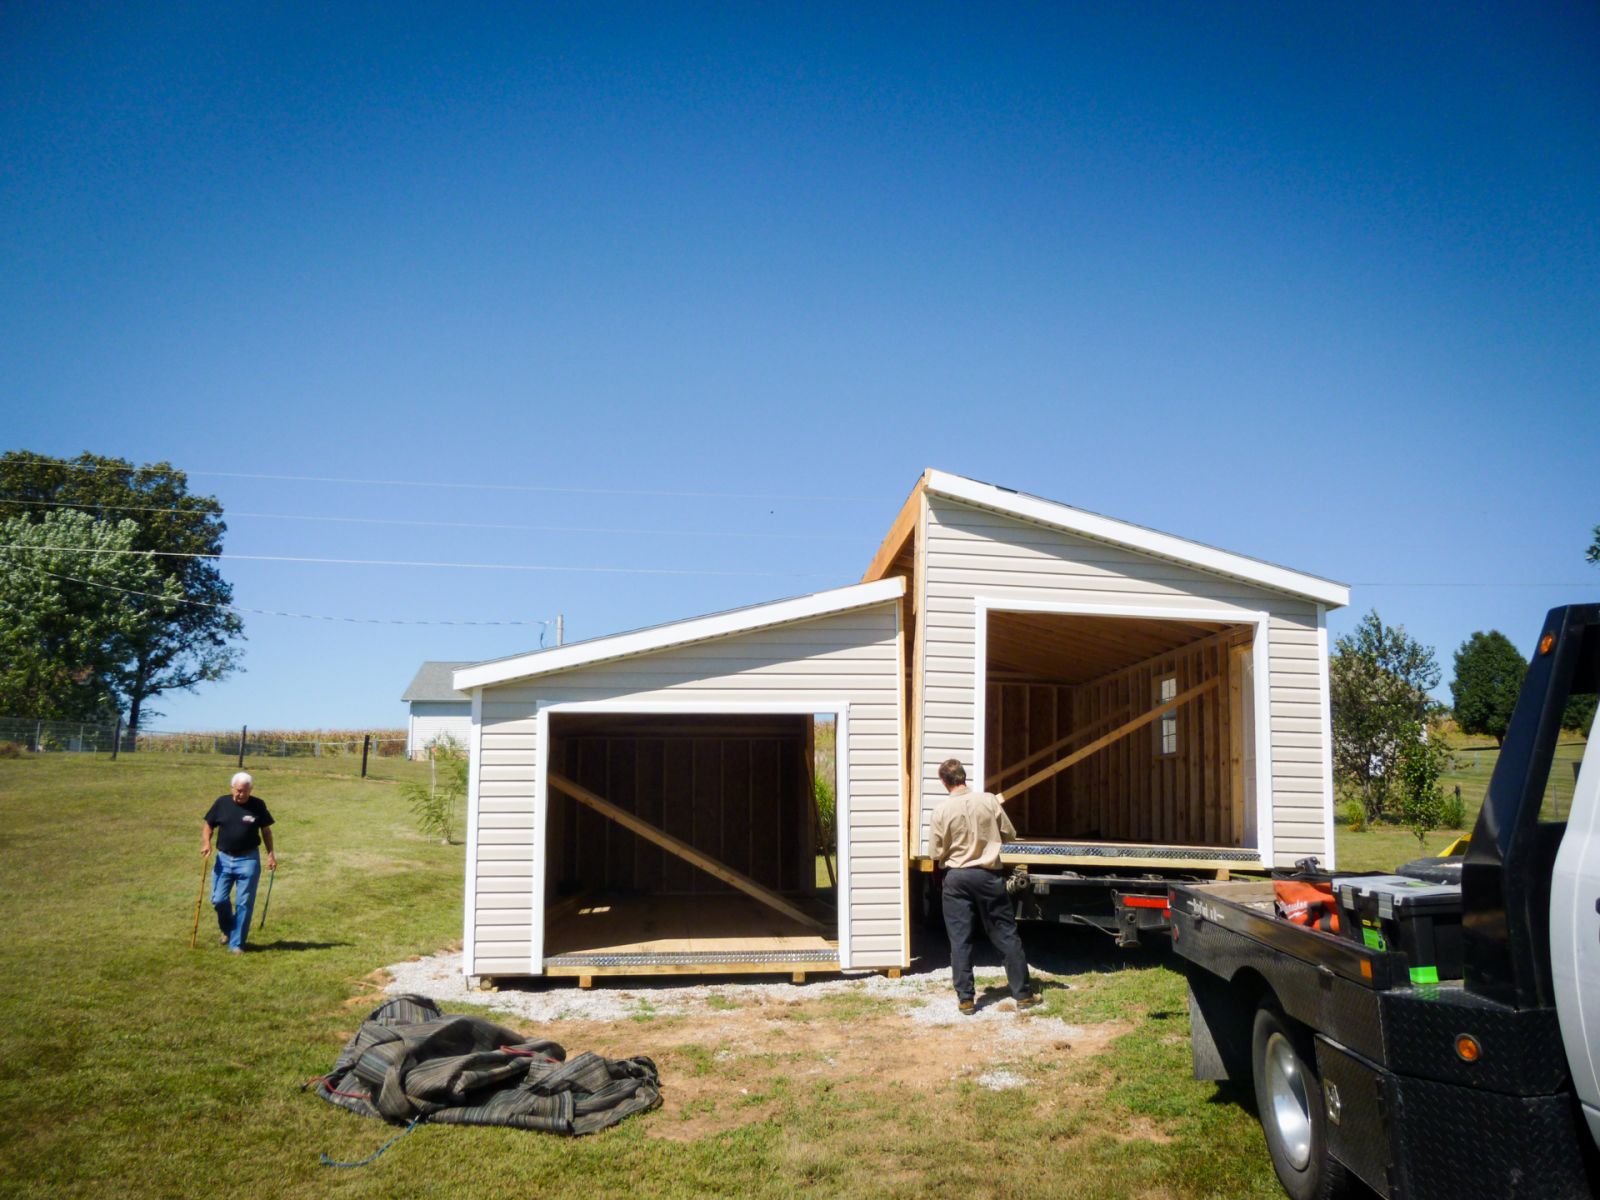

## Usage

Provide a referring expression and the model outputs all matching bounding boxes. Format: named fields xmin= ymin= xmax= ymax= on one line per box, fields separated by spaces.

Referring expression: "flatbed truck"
xmin=1170 ymin=604 xmax=1600 ymax=1199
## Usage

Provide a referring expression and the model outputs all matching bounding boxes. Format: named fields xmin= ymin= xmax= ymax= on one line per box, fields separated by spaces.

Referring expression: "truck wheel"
xmin=1250 ymin=1003 xmax=1350 ymax=1200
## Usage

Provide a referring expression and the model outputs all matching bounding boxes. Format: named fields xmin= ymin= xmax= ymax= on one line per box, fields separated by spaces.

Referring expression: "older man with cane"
xmin=200 ymin=771 xmax=276 ymax=954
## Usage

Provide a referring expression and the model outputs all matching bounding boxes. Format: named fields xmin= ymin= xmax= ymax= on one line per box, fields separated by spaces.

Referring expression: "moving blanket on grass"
xmin=311 ymin=994 xmax=661 ymax=1136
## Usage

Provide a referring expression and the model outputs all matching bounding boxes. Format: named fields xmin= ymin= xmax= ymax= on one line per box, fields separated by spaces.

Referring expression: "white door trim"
xmin=530 ymin=698 xmax=856 ymax=971
xmin=462 ymin=687 xmax=484 ymax=977
xmin=971 ymin=595 xmax=1275 ymax=862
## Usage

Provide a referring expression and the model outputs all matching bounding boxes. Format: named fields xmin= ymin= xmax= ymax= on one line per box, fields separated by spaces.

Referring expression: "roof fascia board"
xmin=923 ymin=470 xmax=1350 ymax=608
xmin=454 ymin=577 xmax=907 ymax=691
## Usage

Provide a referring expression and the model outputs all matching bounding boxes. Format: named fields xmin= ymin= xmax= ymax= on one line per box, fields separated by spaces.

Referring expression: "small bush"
xmin=1339 ymin=796 xmax=1366 ymax=832
xmin=1441 ymin=788 xmax=1467 ymax=831
xmin=0 ymin=741 xmax=23 ymax=759
xmin=1397 ymin=721 xmax=1452 ymax=850
xmin=813 ymin=773 xmax=836 ymax=855
xmin=404 ymin=735 xmax=467 ymax=844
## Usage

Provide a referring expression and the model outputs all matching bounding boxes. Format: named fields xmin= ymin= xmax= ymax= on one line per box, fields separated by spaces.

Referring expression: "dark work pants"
xmin=941 ymin=866 xmax=1031 ymax=1003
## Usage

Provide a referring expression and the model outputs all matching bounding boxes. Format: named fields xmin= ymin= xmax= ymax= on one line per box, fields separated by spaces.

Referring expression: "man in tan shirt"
xmin=928 ymin=758 xmax=1038 ymax=1014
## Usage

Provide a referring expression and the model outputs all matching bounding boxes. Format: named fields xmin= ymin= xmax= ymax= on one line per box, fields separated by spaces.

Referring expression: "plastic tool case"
xmin=1334 ymin=874 xmax=1465 ymax=984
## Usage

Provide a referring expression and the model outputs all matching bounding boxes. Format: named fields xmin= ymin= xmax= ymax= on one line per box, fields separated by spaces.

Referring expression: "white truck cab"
xmin=1551 ymin=710 xmax=1600 ymax=1149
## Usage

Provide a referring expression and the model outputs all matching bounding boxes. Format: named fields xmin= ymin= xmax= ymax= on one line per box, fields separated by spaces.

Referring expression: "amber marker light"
xmin=1539 ymin=634 xmax=1556 ymax=655
xmin=1455 ymin=1034 xmax=1482 ymax=1063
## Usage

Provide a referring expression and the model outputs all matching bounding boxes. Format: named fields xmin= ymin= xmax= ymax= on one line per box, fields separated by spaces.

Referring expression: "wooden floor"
xmin=543 ymin=891 xmax=841 ymax=978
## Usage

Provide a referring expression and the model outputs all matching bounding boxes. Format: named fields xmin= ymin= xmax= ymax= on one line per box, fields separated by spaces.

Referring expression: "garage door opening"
xmin=981 ymin=610 xmax=1259 ymax=852
xmin=540 ymin=711 xmax=841 ymax=980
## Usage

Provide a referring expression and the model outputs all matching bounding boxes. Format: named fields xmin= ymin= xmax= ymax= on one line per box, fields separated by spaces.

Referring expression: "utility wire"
xmin=15 ymin=564 xmax=554 ymax=626
xmin=0 ymin=497 xmax=857 ymax=541
xmin=10 ymin=457 xmax=881 ymax=502
xmin=0 ymin=542 xmax=829 ymax=578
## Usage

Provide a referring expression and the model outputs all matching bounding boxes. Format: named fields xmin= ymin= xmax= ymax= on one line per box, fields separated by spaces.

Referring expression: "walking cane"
xmin=190 ymin=852 xmax=209 ymax=949
xmin=258 ymin=865 xmax=276 ymax=932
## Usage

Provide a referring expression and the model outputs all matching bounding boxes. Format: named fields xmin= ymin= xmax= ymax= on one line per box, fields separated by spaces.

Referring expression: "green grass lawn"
xmin=0 ymin=752 xmax=1291 ymax=1200
xmin=1333 ymin=729 xmax=1587 ymax=873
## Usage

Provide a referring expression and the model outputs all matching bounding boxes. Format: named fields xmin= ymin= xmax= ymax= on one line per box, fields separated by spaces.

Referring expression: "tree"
xmin=1587 ymin=524 xmax=1599 ymax=566
xmin=1396 ymin=720 xmax=1452 ymax=851
xmin=0 ymin=451 xmax=243 ymax=733
xmin=1564 ymin=694 xmax=1598 ymax=736
xmin=1451 ymin=631 xmax=1527 ymax=746
xmin=1330 ymin=610 xmax=1441 ymax=822
xmin=0 ymin=510 xmax=181 ymax=721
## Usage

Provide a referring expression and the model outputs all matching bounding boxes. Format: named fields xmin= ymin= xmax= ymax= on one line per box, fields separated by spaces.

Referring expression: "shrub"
xmin=405 ymin=735 xmax=468 ymax=844
xmin=813 ymin=773 xmax=836 ymax=855
xmin=1396 ymin=721 xmax=1453 ymax=850
xmin=1441 ymin=787 xmax=1467 ymax=831
xmin=1339 ymin=796 xmax=1366 ymax=832
xmin=0 ymin=741 xmax=22 ymax=759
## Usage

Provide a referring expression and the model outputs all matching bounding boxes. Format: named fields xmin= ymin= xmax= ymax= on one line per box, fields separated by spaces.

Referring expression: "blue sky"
xmin=3 ymin=3 xmax=1597 ymax=730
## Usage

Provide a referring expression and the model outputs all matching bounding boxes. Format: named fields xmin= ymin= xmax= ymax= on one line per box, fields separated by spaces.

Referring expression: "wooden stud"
xmin=886 ymin=967 xmax=902 ymax=979
xmin=578 ymin=975 xmax=593 ymax=990
xmin=860 ymin=473 xmax=926 ymax=584
xmin=792 ymin=971 xmax=806 ymax=985
xmin=1000 ymin=677 xmax=1220 ymax=807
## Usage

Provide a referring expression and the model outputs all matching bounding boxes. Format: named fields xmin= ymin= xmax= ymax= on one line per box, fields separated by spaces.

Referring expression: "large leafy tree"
xmin=1451 ymin=630 xmax=1527 ymax=746
xmin=1330 ymin=610 xmax=1441 ymax=822
xmin=0 ymin=510 xmax=181 ymax=721
xmin=0 ymin=451 xmax=243 ymax=734
xmin=1587 ymin=524 xmax=1599 ymax=566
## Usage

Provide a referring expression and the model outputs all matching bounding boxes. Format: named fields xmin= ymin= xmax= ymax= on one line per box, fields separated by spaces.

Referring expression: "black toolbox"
xmin=1333 ymin=874 xmax=1465 ymax=984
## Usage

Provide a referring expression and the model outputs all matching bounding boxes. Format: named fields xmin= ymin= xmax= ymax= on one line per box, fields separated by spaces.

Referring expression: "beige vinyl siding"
xmin=407 ymin=702 xmax=471 ymax=758
xmin=470 ymin=602 xmax=904 ymax=974
xmin=920 ymin=495 xmax=1329 ymax=868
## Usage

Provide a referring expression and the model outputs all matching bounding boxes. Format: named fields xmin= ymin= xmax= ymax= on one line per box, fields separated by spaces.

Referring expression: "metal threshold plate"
xmin=1005 ymin=843 xmax=1260 ymax=862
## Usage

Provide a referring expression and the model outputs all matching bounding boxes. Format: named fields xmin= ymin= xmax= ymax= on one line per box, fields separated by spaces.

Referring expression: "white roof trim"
xmin=454 ymin=577 xmax=906 ymax=690
xmin=924 ymin=470 xmax=1350 ymax=608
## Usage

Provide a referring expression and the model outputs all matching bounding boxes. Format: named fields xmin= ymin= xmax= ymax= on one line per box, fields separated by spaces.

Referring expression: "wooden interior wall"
xmin=985 ymin=630 xmax=1250 ymax=847
xmin=549 ymin=730 xmax=812 ymax=897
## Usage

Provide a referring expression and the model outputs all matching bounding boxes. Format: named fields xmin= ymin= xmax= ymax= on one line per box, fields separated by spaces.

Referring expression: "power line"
xmin=9 ymin=456 xmax=883 ymax=503
xmin=1352 ymin=581 xmax=1598 ymax=588
xmin=0 ymin=542 xmax=828 ymax=578
xmin=15 ymin=564 xmax=554 ymax=626
xmin=0 ymin=497 xmax=858 ymax=541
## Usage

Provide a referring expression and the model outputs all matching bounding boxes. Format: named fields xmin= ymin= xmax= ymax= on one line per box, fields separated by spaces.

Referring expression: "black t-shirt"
xmin=204 ymin=795 xmax=274 ymax=855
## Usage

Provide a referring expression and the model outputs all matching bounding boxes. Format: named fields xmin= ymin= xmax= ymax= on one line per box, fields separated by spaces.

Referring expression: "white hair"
xmin=231 ymin=771 xmax=254 ymax=789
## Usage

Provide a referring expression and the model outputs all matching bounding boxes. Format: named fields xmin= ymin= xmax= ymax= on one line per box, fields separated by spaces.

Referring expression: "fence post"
xmin=361 ymin=733 xmax=371 ymax=778
xmin=111 ymin=717 xmax=122 ymax=761
xmin=238 ymin=725 xmax=247 ymax=770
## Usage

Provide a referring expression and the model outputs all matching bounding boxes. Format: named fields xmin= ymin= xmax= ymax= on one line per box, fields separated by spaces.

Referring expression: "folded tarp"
xmin=311 ymin=994 xmax=661 ymax=1136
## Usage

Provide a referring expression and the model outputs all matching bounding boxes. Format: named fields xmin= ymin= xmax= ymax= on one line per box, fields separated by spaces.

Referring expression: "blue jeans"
xmin=212 ymin=851 xmax=262 ymax=950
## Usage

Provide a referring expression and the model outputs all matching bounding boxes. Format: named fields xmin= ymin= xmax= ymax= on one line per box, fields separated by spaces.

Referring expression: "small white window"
xmin=1156 ymin=675 xmax=1178 ymax=756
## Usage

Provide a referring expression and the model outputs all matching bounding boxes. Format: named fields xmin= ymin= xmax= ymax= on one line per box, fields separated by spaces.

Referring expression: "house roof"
xmin=873 ymin=469 xmax=1349 ymax=609
xmin=454 ymin=578 xmax=906 ymax=691
xmin=401 ymin=661 xmax=472 ymax=703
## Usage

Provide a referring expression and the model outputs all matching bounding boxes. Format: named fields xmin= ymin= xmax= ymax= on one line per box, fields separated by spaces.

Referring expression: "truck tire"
xmin=1250 ymin=1002 xmax=1351 ymax=1200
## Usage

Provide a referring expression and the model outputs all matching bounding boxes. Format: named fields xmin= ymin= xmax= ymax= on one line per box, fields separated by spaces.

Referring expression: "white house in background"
xmin=402 ymin=662 xmax=472 ymax=758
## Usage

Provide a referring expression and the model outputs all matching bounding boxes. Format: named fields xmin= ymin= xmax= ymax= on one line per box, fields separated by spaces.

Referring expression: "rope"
xmin=319 ymin=1118 xmax=420 ymax=1168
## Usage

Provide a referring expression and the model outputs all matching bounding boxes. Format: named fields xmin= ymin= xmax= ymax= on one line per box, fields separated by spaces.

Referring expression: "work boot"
xmin=957 ymin=999 xmax=977 ymax=1016
xmin=1014 ymin=993 xmax=1042 ymax=1012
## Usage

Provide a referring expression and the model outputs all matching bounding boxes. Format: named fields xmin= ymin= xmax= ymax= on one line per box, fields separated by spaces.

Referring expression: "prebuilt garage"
xmin=453 ymin=580 xmax=907 ymax=983
xmin=454 ymin=470 xmax=1348 ymax=983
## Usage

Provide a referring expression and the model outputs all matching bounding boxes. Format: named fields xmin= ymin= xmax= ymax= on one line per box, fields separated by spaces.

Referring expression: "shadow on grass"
xmin=249 ymin=940 xmax=349 ymax=952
